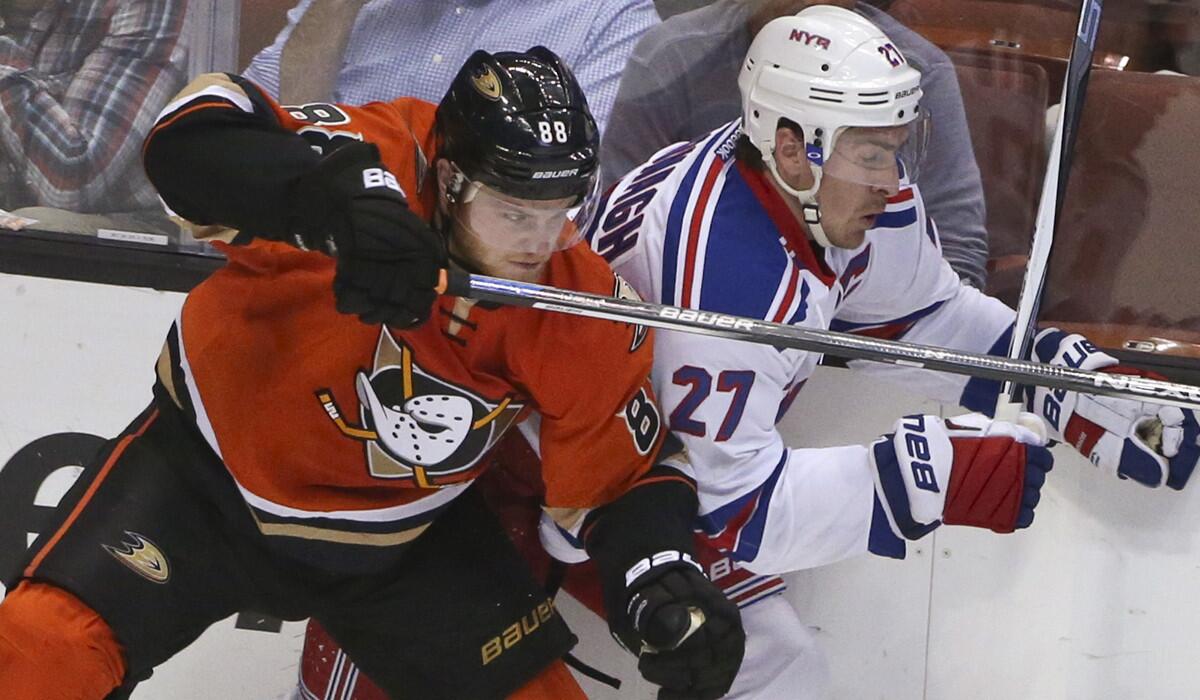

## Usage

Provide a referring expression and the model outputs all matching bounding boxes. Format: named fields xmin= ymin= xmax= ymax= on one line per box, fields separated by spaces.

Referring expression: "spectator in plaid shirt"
xmin=0 ymin=0 xmax=188 ymax=236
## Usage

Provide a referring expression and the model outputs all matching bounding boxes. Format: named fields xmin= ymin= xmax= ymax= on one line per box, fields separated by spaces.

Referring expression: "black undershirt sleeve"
xmin=142 ymin=74 xmax=323 ymax=240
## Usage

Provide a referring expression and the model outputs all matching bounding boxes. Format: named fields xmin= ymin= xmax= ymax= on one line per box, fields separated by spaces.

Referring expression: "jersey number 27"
xmin=670 ymin=367 xmax=755 ymax=442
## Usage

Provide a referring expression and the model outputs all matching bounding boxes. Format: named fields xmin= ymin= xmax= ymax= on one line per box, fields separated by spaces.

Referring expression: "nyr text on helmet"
xmin=789 ymin=29 xmax=831 ymax=50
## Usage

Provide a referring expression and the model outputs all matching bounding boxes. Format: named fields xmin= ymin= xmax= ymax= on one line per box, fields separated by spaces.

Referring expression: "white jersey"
xmin=585 ymin=120 xmax=1016 ymax=573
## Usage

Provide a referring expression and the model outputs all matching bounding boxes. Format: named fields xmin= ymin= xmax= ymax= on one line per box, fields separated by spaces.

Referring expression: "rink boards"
xmin=2 ymin=271 xmax=1198 ymax=700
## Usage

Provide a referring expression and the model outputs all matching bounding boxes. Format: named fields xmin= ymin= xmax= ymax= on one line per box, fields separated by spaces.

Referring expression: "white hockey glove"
xmin=871 ymin=413 xmax=1053 ymax=541
xmin=1027 ymin=329 xmax=1200 ymax=489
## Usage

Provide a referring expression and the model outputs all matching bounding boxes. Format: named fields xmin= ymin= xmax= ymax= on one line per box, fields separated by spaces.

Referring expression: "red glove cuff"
xmin=942 ymin=437 xmax=1026 ymax=534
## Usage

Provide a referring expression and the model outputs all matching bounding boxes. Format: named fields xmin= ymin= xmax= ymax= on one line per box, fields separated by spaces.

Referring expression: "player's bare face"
xmin=448 ymin=186 xmax=578 ymax=283
xmin=816 ymin=126 xmax=907 ymax=248
xmin=815 ymin=176 xmax=890 ymax=249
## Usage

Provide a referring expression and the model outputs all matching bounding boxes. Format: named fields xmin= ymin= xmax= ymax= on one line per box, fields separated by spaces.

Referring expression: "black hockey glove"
xmin=585 ymin=439 xmax=746 ymax=699
xmin=612 ymin=554 xmax=745 ymax=700
xmin=287 ymin=141 xmax=445 ymax=328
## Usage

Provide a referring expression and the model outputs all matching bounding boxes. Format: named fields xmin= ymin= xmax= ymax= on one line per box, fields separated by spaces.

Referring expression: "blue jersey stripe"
xmin=874 ymin=206 xmax=918 ymax=229
xmin=662 ymin=128 xmax=734 ymax=305
xmin=729 ymin=449 xmax=788 ymax=562
xmin=699 ymin=486 xmax=757 ymax=537
xmin=961 ymin=325 xmax=1014 ymax=415
xmin=830 ymin=299 xmax=947 ymax=333
xmin=696 ymin=165 xmax=791 ymax=319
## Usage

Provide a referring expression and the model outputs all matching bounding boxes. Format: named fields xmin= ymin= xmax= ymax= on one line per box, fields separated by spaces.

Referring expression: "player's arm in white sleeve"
xmin=652 ymin=321 xmax=1052 ymax=575
xmin=861 ymin=254 xmax=1200 ymax=491
xmin=835 ymin=194 xmax=1017 ymax=413
xmin=650 ymin=326 xmax=891 ymax=573
xmin=835 ymin=197 xmax=1200 ymax=490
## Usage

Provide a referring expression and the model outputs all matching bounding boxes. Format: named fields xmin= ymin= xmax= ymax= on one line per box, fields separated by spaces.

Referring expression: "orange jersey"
xmin=148 ymin=74 xmax=665 ymax=551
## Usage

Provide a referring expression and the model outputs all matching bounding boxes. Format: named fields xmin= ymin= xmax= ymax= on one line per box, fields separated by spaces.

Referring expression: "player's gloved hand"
xmin=287 ymin=141 xmax=445 ymax=328
xmin=1026 ymin=329 xmax=1200 ymax=489
xmin=871 ymin=412 xmax=1054 ymax=540
xmin=609 ymin=551 xmax=745 ymax=700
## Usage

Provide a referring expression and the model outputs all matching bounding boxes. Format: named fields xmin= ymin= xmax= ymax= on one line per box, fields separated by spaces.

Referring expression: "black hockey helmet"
xmin=435 ymin=46 xmax=599 ymax=203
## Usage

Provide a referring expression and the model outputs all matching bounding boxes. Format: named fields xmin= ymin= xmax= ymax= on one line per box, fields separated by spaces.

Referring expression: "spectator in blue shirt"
xmin=242 ymin=0 xmax=659 ymax=131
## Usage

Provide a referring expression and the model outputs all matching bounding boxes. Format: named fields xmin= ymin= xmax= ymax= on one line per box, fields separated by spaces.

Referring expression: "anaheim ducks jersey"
xmin=584 ymin=120 xmax=1017 ymax=575
xmin=145 ymin=74 xmax=665 ymax=567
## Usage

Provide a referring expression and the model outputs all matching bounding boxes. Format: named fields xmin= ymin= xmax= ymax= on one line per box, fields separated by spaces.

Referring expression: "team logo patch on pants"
xmin=102 ymin=531 xmax=170 ymax=584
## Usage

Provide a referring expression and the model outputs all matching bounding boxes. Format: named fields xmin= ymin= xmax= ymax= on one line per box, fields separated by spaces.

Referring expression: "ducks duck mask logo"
xmin=318 ymin=330 xmax=523 ymax=487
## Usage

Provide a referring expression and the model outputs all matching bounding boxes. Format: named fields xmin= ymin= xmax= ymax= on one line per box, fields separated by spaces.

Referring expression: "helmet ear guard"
xmin=444 ymin=167 xmax=467 ymax=205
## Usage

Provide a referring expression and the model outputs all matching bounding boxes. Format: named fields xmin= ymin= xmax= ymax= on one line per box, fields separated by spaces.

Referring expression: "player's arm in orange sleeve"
xmin=142 ymin=72 xmax=420 ymax=247
xmin=534 ymin=301 xmax=698 ymax=553
xmin=532 ymin=285 xmax=713 ymax=606
xmin=145 ymin=73 xmax=443 ymax=329
xmin=141 ymin=72 xmax=325 ymax=240
xmin=534 ymin=270 xmax=698 ymax=577
xmin=534 ymin=303 xmax=744 ymax=693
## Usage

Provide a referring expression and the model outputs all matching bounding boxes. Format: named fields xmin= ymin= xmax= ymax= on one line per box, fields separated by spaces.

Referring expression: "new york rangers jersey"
xmin=586 ymin=120 xmax=1017 ymax=572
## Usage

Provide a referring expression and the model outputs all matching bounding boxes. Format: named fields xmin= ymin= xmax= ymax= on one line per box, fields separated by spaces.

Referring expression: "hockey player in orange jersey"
xmin=0 ymin=48 xmax=745 ymax=700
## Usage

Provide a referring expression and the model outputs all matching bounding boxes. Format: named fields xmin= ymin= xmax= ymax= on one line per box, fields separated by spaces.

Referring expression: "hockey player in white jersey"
xmin=572 ymin=6 xmax=1200 ymax=697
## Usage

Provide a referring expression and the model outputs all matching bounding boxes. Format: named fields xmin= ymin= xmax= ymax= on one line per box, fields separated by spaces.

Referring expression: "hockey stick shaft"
xmin=999 ymin=0 xmax=1104 ymax=412
xmin=437 ymin=270 xmax=1200 ymax=411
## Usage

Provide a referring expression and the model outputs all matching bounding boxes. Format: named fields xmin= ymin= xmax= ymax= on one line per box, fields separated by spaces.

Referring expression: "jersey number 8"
xmin=624 ymin=388 xmax=662 ymax=455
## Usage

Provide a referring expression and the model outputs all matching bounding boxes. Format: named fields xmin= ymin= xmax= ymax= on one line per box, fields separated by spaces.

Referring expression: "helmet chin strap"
xmin=765 ymin=157 xmax=832 ymax=248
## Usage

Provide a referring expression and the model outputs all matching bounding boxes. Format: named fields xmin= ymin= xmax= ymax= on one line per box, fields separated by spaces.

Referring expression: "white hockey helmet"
xmin=738 ymin=6 xmax=928 ymax=245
